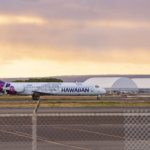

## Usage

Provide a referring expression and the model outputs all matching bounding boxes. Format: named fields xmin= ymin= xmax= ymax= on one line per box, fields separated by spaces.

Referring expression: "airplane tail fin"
xmin=0 ymin=80 xmax=5 ymax=85
xmin=0 ymin=80 xmax=5 ymax=92
xmin=0 ymin=81 xmax=12 ymax=94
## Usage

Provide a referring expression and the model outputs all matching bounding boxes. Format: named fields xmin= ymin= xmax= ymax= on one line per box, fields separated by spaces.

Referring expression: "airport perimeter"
xmin=0 ymin=98 xmax=150 ymax=150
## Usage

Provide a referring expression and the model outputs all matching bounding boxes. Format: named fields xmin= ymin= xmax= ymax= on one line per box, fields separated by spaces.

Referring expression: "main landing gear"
xmin=32 ymin=93 xmax=40 ymax=101
xmin=97 ymin=95 xmax=101 ymax=100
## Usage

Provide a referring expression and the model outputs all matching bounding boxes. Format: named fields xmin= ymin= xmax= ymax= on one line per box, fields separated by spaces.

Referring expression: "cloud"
xmin=0 ymin=0 xmax=150 ymax=21
xmin=0 ymin=18 xmax=150 ymax=51
xmin=87 ymin=20 xmax=150 ymax=29
xmin=0 ymin=0 xmax=150 ymax=76
xmin=1 ymin=13 xmax=149 ymax=29
xmin=0 ymin=15 xmax=46 ymax=25
xmin=0 ymin=43 xmax=150 ymax=66
xmin=1 ymin=60 xmax=150 ymax=78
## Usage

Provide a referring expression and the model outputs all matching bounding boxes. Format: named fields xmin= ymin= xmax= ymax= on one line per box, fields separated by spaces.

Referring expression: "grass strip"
xmin=0 ymin=101 xmax=150 ymax=108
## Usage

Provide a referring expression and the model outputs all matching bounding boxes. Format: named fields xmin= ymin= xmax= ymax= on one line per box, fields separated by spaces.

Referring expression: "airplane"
xmin=0 ymin=80 xmax=106 ymax=100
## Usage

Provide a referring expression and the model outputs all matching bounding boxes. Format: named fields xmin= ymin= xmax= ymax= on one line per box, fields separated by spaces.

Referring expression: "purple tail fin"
xmin=0 ymin=81 xmax=17 ymax=94
xmin=0 ymin=80 xmax=5 ymax=92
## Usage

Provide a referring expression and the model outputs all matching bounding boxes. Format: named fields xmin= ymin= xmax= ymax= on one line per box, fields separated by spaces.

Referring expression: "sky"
xmin=0 ymin=0 xmax=150 ymax=77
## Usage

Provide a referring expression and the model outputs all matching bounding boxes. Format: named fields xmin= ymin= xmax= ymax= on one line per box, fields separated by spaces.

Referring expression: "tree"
xmin=13 ymin=78 xmax=63 ymax=82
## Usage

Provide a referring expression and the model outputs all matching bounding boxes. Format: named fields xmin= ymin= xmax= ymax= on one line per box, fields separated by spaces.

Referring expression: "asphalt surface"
xmin=1 ymin=107 xmax=150 ymax=114
xmin=1 ymin=98 xmax=150 ymax=102
xmin=0 ymin=107 xmax=149 ymax=150
xmin=0 ymin=114 xmax=124 ymax=150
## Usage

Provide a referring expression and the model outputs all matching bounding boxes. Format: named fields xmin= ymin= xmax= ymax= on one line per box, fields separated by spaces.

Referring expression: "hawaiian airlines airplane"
xmin=0 ymin=80 xmax=106 ymax=100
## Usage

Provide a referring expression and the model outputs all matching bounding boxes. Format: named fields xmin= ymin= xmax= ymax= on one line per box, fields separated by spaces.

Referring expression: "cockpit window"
xmin=95 ymin=85 xmax=100 ymax=88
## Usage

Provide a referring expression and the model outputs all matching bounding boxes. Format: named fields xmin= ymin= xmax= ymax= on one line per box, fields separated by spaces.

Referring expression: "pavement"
xmin=1 ymin=107 xmax=150 ymax=114
xmin=1 ymin=98 xmax=150 ymax=102
xmin=0 ymin=107 xmax=149 ymax=150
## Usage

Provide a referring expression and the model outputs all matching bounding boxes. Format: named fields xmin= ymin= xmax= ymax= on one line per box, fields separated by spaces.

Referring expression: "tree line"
xmin=13 ymin=78 xmax=63 ymax=82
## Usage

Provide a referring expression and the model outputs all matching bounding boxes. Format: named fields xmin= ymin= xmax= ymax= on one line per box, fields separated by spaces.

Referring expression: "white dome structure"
xmin=132 ymin=78 xmax=150 ymax=89
xmin=85 ymin=77 xmax=137 ymax=89
xmin=84 ymin=77 xmax=138 ymax=94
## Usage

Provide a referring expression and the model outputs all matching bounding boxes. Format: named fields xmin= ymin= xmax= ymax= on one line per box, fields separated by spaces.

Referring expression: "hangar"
xmin=132 ymin=78 xmax=150 ymax=94
xmin=84 ymin=77 xmax=138 ymax=94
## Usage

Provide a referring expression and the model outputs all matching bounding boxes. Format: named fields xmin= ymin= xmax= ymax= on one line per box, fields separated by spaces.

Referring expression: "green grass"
xmin=0 ymin=101 xmax=150 ymax=108
xmin=0 ymin=95 xmax=150 ymax=108
xmin=41 ymin=101 xmax=150 ymax=107
xmin=0 ymin=96 xmax=31 ymax=100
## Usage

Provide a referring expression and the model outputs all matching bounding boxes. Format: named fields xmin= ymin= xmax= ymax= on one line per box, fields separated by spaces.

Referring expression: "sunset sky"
xmin=0 ymin=0 xmax=150 ymax=77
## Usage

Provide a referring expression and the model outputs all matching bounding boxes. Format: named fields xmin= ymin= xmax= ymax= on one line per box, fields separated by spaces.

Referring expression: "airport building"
xmin=84 ymin=77 xmax=138 ymax=94
xmin=132 ymin=78 xmax=150 ymax=94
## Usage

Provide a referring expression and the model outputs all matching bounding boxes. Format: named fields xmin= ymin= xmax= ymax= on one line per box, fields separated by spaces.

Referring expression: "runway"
xmin=1 ymin=107 xmax=149 ymax=114
xmin=1 ymin=98 xmax=150 ymax=102
xmin=0 ymin=107 xmax=149 ymax=150
xmin=0 ymin=113 xmax=124 ymax=150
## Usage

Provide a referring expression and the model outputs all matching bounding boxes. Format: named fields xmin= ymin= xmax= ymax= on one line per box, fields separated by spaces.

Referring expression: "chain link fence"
xmin=0 ymin=101 xmax=149 ymax=150
xmin=0 ymin=114 xmax=32 ymax=150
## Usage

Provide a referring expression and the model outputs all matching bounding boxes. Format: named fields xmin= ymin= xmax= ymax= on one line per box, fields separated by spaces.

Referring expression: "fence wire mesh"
xmin=0 ymin=109 xmax=149 ymax=150
xmin=0 ymin=115 xmax=32 ymax=150
xmin=124 ymin=110 xmax=150 ymax=150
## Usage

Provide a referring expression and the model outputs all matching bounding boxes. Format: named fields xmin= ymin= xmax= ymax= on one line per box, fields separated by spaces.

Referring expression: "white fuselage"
xmin=10 ymin=82 xmax=106 ymax=96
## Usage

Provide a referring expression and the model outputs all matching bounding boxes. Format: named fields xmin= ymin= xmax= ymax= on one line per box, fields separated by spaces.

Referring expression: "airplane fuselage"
xmin=0 ymin=81 xmax=106 ymax=100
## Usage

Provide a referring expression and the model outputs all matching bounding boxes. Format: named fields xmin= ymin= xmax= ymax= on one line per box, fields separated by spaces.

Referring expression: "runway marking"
xmin=52 ymin=126 xmax=124 ymax=140
xmin=0 ymin=123 xmax=148 ymax=127
xmin=72 ymin=128 xmax=124 ymax=140
xmin=0 ymin=124 xmax=123 ymax=127
xmin=0 ymin=112 xmax=149 ymax=117
xmin=98 ymin=123 xmax=123 ymax=127
xmin=0 ymin=129 xmax=91 ymax=150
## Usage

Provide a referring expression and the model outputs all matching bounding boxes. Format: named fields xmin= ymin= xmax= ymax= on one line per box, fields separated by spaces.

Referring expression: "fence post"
xmin=32 ymin=99 xmax=40 ymax=150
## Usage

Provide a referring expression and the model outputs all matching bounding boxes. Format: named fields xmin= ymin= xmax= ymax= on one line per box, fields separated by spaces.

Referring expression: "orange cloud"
xmin=0 ymin=43 xmax=150 ymax=65
xmin=0 ymin=43 xmax=150 ymax=77
xmin=87 ymin=20 xmax=150 ymax=29
xmin=42 ymin=19 xmax=150 ymax=29
xmin=0 ymin=60 xmax=150 ymax=78
xmin=0 ymin=15 xmax=46 ymax=25
xmin=0 ymin=14 xmax=149 ymax=29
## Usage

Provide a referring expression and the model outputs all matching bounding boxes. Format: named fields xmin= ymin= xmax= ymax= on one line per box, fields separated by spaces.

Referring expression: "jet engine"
xmin=13 ymin=85 xmax=25 ymax=93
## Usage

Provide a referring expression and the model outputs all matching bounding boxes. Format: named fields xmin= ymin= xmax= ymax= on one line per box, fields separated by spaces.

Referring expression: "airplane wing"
xmin=32 ymin=90 xmax=56 ymax=96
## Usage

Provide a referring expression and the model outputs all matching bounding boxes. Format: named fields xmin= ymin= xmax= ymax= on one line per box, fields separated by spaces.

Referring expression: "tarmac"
xmin=1 ymin=98 xmax=150 ymax=102
xmin=0 ymin=107 xmax=149 ymax=150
